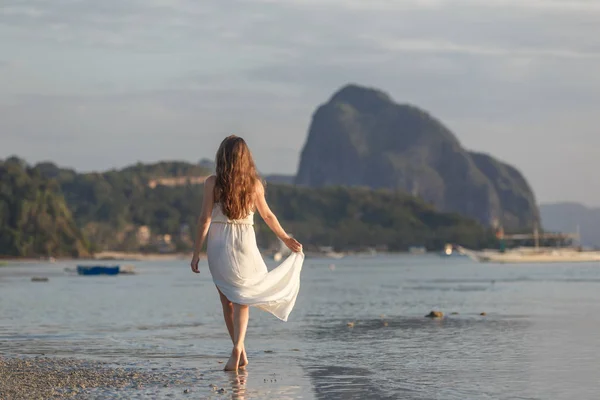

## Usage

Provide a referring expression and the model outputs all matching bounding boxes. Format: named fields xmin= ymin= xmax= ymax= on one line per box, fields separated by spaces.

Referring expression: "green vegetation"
xmin=0 ymin=158 xmax=91 ymax=257
xmin=0 ymin=157 xmax=496 ymax=256
xmin=257 ymin=185 xmax=496 ymax=251
xmin=35 ymin=161 xmax=212 ymax=253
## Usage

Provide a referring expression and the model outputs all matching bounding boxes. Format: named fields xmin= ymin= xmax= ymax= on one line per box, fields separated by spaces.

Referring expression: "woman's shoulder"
xmin=204 ymin=175 xmax=217 ymax=186
xmin=254 ymin=177 xmax=265 ymax=193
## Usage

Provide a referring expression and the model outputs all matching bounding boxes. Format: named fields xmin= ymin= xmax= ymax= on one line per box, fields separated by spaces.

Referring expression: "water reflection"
xmin=227 ymin=369 xmax=248 ymax=400
xmin=305 ymin=365 xmax=399 ymax=400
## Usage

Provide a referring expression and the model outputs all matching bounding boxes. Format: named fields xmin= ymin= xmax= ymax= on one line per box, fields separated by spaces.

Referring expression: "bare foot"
xmin=239 ymin=348 xmax=249 ymax=369
xmin=224 ymin=347 xmax=242 ymax=371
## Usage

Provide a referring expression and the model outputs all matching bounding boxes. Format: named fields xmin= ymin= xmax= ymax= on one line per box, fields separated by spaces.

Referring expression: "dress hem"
xmin=214 ymin=282 xmax=294 ymax=322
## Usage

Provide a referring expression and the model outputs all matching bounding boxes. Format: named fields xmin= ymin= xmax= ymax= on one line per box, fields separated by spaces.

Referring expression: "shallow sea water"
xmin=1 ymin=254 xmax=600 ymax=399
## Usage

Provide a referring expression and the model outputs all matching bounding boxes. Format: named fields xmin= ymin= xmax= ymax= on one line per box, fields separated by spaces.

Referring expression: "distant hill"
xmin=295 ymin=84 xmax=540 ymax=231
xmin=264 ymin=174 xmax=295 ymax=185
xmin=27 ymin=159 xmax=495 ymax=252
xmin=0 ymin=157 xmax=91 ymax=257
xmin=540 ymin=202 xmax=600 ymax=248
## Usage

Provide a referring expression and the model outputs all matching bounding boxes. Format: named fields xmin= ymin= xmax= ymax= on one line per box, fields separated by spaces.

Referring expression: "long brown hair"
xmin=214 ymin=135 xmax=261 ymax=220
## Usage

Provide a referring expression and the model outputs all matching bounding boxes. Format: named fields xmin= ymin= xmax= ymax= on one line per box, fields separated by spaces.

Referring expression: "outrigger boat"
xmin=458 ymin=227 xmax=600 ymax=264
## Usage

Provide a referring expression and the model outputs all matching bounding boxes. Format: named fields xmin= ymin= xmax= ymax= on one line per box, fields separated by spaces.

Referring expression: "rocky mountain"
xmin=295 ymin=84 xmax=539 ymax=231
xmin=540 ymin=202 xmax=600 ymax=248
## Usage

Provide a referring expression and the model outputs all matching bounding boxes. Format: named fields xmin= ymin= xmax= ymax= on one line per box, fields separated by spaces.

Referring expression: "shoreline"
xmin=92 ymin=251 xmax=198 ymax=261
xmin=0 ymin=252 xmax=203 ymax=263
xmin=0 ymin=250 xmax=450 ymax=264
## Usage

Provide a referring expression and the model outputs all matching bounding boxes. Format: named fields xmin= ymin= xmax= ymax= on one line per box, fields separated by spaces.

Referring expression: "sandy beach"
xmin=0 ymin=356 xmax=199 ymax=399
xmin=0 ymin=252 xmax=203 ymax=263
xmin=92 ymin=251 xmax=198 ymax=261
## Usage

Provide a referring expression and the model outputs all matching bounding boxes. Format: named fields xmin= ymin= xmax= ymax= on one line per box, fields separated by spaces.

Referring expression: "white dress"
xmin=207 ymin=204 xmax=304 ymax=321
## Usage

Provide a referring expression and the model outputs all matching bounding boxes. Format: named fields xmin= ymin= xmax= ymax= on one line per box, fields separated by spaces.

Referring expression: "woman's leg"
xmin=218 ymin=289 xmax=235 ymax=341
xmin=224 ymin=303 xmax=250 ymax=371
xmin=218 ymin=288 xmax=248 ymax=367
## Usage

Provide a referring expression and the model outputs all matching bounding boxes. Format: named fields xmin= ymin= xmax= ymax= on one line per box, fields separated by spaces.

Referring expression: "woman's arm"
xmin=255 ymin=181 xmax=302 ymax=253
xmin=190 ymin=175 xmax=216 ymax=273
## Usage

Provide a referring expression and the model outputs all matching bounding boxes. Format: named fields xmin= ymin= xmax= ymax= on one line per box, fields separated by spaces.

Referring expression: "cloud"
xmin=366 ymin=37 xmax=600 ymax=60
xmin=0 ymin=59 xmax=19 ymax=70
xmin=2 ymin=0 xmax=599 ymax=69
xmin=249 ymin=0 xmax=600 ymax=11
xmin=2 ymin=0 xmax=600 ymax=204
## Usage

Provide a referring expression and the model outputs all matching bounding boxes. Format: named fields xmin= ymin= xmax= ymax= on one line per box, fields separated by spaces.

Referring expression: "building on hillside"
xmin=148 ymin=176 xmax=208 ymax=189
xmin=136 ymin=226 xmax=151 ymax=246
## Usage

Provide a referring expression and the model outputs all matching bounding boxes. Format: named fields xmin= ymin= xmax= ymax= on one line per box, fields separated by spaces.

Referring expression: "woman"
xmin=190 ymin=135 xmax=304 ymax=372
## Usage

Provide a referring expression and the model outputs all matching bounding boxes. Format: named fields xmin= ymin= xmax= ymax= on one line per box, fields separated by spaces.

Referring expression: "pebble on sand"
xmin=425 ymin=311 xmax=444 ymax=319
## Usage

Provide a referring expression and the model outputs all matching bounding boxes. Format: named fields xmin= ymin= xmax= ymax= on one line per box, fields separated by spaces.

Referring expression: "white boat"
xmin=457 ymin=246 xmax=600 ymax=264
xmin=319 ymin=246 xmax=345 ymax=259
xmin=457 ymin=225 xmax=600 ymax=264
xmin=324 ymin=250 xmax=345 ymax=259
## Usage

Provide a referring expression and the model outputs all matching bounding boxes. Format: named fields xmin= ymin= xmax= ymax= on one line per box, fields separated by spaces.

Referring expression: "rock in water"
xmin=295 ymin=84 xmax=539 ymax=230
xmin=425 ymin=311 xmax=444 ymax=319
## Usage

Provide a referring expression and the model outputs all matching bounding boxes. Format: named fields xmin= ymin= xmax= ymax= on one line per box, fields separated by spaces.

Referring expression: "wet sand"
xmin=0 ymin=356 xmax=230 ymax=399
xmin=0 ymin=357 xmax=164 ymax=399
xmin=0 ymin=355 xmax=284 ymax=399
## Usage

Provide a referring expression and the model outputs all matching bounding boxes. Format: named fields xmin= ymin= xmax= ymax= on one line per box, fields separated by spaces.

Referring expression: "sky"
xmin=1 ymin=0 xmax=599 ymax=206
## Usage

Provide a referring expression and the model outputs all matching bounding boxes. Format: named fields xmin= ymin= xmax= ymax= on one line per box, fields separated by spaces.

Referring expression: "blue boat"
xmin=76 ymin=265 xmax=120 ymax=276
